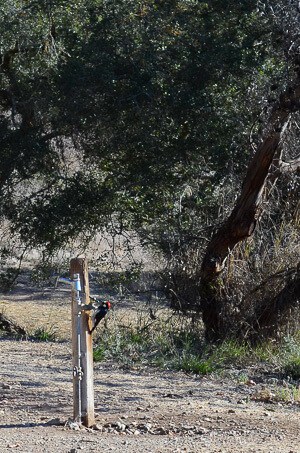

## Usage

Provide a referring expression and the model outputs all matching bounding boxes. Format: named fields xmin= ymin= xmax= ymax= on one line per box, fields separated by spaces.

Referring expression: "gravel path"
xmin=0 ymin=339 xmax=300 ymax=453
xmin=0 ymin=277 xmax=300 ymax=452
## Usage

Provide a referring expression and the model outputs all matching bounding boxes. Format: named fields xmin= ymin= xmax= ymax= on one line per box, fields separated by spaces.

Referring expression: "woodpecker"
xmin=90 ymin=300 xmax=111 ymax=333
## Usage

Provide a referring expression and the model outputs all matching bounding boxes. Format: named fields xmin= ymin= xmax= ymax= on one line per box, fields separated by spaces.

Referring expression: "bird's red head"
xmin=106 ymin=301 xmax=111 ymax=309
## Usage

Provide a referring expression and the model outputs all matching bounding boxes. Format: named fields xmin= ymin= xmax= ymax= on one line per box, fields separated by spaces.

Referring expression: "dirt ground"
xmin=0 ymin=277 xmax=300 ymax=453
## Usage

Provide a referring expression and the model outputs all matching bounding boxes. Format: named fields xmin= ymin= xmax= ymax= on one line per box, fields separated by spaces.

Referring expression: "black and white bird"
xmin=90 ymin=300 xmax=111 ymax=333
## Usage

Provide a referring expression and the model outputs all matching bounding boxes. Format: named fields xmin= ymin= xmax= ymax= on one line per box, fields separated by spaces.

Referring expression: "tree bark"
xmin=200 ymin=80 xmax=300 ymax=340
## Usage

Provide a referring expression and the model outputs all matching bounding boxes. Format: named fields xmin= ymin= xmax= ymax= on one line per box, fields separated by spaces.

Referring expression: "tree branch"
xmin=278 ymin=156 xmax=300 ymax=174
xmin=201 ymin=79 xmax=300 ymax=282
xmin=268 ymin=154 xmax=300 ymax=184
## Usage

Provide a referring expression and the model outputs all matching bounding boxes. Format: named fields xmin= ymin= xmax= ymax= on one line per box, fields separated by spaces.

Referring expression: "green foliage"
xmin=278 ymin=335 xmax=300 ymax=379
xmin=284 ymin=358 xmax=300 ymax=380
xmin=210 ymin=340 xmax=249 ymax=366
xmin=0 ymin=1 xmax=299 ymax=344
xmin=31 ymin=326 xmax=57 ymax=342
xmin=274 ymin=385 xmax=300 ymax=403
xmin=93 ymin=310 xmax=251 ymax=374
xmin=30 ymin=262 xmax=56 ymax=286
xmin=92 ymin=308 xmax=300 ymax=381
xmin=93 ymin=344 xmax=106 ymax=362
xmin=95 ymin=265 xmax=144 ymax=293
xmin=252 ymin=342 xmax=276 ymax=362
xmin=0 ymin=267 xmax=19 ymax=292
xmin=250 ymin=334 xmax=300 ymax=381
xmin=0 ymin=0 xmax=288 ymax=255
xmin=175 ymin=355 xmax=214 ymax=375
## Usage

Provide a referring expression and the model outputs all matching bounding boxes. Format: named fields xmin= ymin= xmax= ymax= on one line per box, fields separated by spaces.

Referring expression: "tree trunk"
xmin=200 ymin=80 xmax=300 ymax=340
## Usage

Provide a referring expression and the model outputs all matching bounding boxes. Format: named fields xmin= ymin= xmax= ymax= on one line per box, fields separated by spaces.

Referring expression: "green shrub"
xmin=93 ymin=345 xmax=106 ymax=362
xmin=176 ymin=355 xmax=214 ymax=375
xmin=284 ymin=357 xmax=300 ymax=379
xmin=211 ymin=340 xmax=249 ymax=366
xmin=92 ymin=309 xmax=300 ymax=380
xmin=31 ymin=326 xmax=57 ymax=342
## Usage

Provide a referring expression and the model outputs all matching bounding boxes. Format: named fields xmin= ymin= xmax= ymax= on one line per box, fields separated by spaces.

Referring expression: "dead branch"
xmin=0 ymin=313 xmax=26 ymax=336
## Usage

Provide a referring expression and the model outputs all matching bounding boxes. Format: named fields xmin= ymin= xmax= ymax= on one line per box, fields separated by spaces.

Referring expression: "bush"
xmin=31 ymin=326 xmax=57 ymax=342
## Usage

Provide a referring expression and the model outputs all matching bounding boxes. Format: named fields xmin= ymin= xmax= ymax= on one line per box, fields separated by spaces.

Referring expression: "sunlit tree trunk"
xmin=200 ymin=80 xmax=300 ymax=340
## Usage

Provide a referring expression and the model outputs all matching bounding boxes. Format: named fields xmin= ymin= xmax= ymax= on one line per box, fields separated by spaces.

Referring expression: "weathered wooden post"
xmin=70 ymin=257 xmax=95 ymax=427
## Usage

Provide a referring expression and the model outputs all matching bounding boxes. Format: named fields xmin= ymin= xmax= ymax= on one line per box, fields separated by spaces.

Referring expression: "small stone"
xmin=93 ymin=424 xmax=103 ymax=432
xmin=196 ymin=427 xmax=209 ymax=435
xmin=144 ymin=423 xmax=152 ymax=432
xmin=65 ymin=420 xmax=80 ymax=431
xmin=252 ymin=388 xmax=274 ymax=401
xmin=155 ymin=427 xmax=168 ymax=435
xmin=182 ymin=425 xmax=194 ymax=431
xmin=46 ymin=417 xmax=63 ymax=426
xmin=116 ymin=422 xmax=126 ymax=432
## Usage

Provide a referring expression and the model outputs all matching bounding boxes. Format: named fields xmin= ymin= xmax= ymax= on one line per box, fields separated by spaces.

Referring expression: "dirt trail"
xmin=0 ymin=281 xmax=300 ymax=452
xmin=1 ymin=338 xmax=300 ymax=453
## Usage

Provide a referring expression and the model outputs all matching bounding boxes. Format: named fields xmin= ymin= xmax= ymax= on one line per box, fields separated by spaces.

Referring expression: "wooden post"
xmin=70 ymin=257 xmax=95 ymax=427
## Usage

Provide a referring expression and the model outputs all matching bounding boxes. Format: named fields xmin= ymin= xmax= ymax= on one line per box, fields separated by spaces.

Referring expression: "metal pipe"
xmin=74 ymin=273 xmax=83 ymax=424
xmin=57 ymin=272 xmax=86 ymax=425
